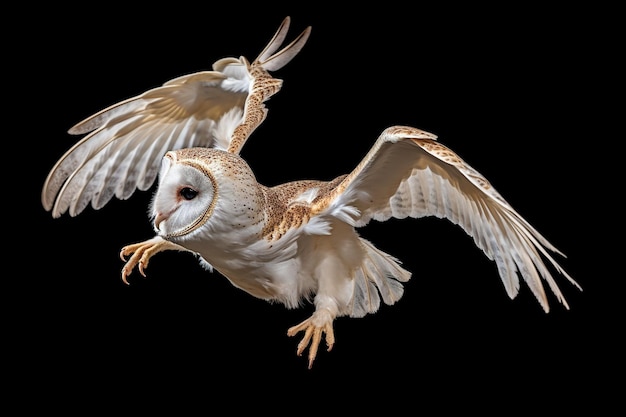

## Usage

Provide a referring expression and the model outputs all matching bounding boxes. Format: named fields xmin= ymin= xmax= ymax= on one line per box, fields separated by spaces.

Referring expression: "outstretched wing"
xmin=311 ymin=125 xmax=580 ymax=312
xmin=42 ymin=16 xmax=311 ymax=218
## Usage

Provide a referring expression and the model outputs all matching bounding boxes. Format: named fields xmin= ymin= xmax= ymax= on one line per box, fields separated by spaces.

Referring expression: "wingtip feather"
xmin=253 ymin=16 xmax=311 ymax=72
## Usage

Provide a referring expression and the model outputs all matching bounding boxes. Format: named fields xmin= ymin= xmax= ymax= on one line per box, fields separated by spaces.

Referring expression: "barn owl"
xmin=42 ymin=16 xmax=580 ymax=368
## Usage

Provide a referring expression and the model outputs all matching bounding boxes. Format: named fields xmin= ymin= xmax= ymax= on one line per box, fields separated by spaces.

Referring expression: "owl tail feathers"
xmin=348 ymin=238 xmax=412 ymax=318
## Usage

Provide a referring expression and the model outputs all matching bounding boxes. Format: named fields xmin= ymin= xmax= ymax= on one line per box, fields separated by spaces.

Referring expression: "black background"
xmin=17 ymin=4 xmax=620 ymax=413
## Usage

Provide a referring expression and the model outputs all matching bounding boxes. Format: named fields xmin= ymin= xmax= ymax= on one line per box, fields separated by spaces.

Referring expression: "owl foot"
xmin=119 ymin=237 xmax=184 ymax=284
xmin=287 ymin=310 xmax=335 ymax=369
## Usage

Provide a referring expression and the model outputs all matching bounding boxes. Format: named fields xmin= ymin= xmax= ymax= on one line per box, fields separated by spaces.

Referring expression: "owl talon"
xmin=287 ymin=314 xmax=335 ymax=369
xmin=119 ymin=237 xmax=185 ymax=285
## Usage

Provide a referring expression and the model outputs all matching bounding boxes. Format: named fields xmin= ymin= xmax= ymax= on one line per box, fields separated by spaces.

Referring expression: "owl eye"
xmin=179 ymin=187 xmax=198 ymax=200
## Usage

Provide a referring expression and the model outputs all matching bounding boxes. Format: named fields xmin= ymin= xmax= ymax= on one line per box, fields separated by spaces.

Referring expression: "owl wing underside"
xmin=312 ymin=125 xmax=580 ymax=312
xmin=41 ymin=16 xmax=310 ymax=218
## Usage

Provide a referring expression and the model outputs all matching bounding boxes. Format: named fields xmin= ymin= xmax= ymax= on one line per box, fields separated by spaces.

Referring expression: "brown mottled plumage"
xmin=41 ymin=17 xmax=580 ymax=369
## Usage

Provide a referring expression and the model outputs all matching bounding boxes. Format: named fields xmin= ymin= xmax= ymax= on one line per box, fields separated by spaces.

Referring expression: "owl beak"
xmin=154 ymin=212 xmax=168 ymax=231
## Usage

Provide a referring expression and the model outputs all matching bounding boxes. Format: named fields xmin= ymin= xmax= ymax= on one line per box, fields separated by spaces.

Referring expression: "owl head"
xmin=150 ymin=147 xmax=263 ymax=243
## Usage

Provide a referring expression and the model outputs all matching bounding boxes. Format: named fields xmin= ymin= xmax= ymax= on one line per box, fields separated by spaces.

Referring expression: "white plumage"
xmin=41 ymin=17 xmax=580 ymax=368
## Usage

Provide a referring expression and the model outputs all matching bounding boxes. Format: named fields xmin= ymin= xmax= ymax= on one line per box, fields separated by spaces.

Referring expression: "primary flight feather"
xmin=42 ymin=16 xmax=580 ymax=368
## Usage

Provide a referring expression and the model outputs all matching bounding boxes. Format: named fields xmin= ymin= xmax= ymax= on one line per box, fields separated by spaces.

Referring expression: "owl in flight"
xmin=42 ymin=17 xmax=579 ymax=368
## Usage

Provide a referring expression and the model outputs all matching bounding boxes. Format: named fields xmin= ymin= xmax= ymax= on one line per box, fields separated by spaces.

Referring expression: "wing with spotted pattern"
xmin=311 ymin=125 xmax=580 ymax=312
xmin=42 ymin=17 xmax=310 ymax=218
